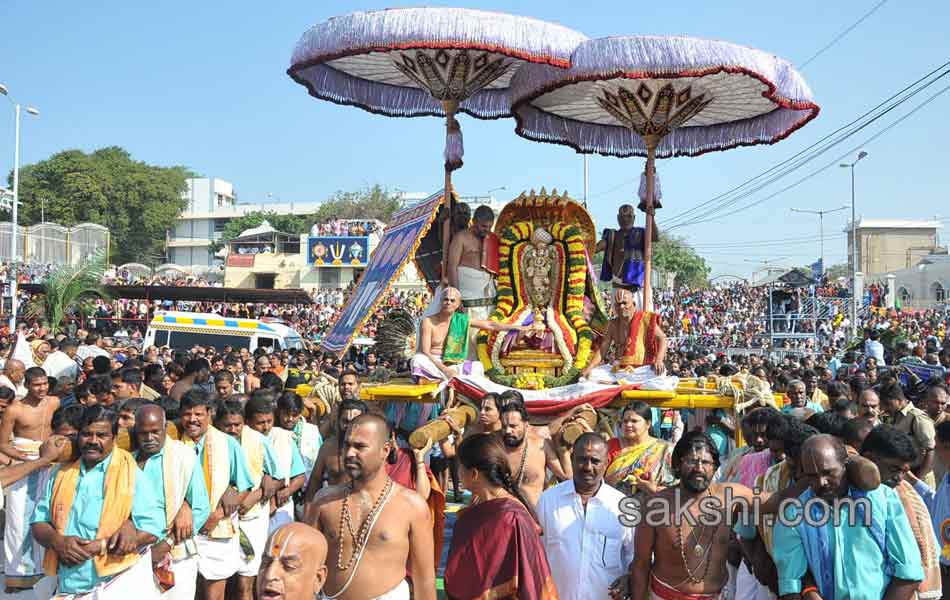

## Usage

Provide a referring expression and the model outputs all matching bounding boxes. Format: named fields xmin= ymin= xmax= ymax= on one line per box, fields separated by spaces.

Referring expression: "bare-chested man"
xmin=303 ymin=397 xmax=368 ymax=502
xmin=581 ymin=288 xmax=668 ymax=383
xmin=0 ymin=367 xmax=60 ymax=462
xmin=305 ymin=413 xmax=435 ymax=600
xmin=498 ymin=403 xmax=569 ymax=508
xmin=621 ymin=431 xmax=759 ymax=600
xmin=446 ymin=206 xmax=496 ymax=359
xmin=411 ymin=287 xmax=524 ymax=381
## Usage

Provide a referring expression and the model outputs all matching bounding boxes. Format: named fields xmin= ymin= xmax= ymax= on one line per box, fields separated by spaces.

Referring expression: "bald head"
xmin=613 ymin=289 xmax=636 ymax=318
xmin=258 ymin=523 xmax=328 ymax=600
xmin=801 ymin=434 xmax=850 ymax=503
xmin=133 ymin=403 xmax=167 ymax=456
xmin=440 ymin=287 xmax=462 ymax=314
xmin=3 ymin=359 xmax=25 ymax=383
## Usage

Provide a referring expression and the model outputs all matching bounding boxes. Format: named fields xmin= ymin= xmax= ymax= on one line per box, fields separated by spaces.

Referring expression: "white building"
xmin=883 ymin=253 xmax=950 ymax=310
xmin=166 ymin=178 xmax=322 ymax=268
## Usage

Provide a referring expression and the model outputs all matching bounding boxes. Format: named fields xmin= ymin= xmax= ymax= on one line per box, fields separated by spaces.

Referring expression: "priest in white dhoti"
xmin=412 ymin=287 xmax=525 ymax=385
xmin=580 ymin=289 xmax=678 ymax=391
xmin=30 ymin=405 xmax=165 ymax=599
xmin=447 ymin=205 xmax=498 ymax=360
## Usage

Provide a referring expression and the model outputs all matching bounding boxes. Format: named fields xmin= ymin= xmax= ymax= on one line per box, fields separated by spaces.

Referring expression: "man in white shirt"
xmin=41 ymin=338 xmax=80 ymax=384
xmin=864 ymin=329 xmax=886 ymax=366
xmin=537 ymin=433 xmax=635 ymax=600
xmin=76 ymin=332 xmax=111 ymax=362
xmin=0 ymin=359 xmax=27 ymax=400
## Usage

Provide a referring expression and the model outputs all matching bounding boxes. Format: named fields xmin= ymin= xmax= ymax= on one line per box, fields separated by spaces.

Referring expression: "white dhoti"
xmin=4 ymin=438 xmax=52 ymax=591
xmin=236 ymin=512 xmax=269 ymax=577
xmin=195 ymin=532 xmax=240 ymax=582
xmin=160 ymin=554 xmax=198 ymax=600
xmin=457 ymin=266 xmax=495 ymax=360
xmin=52 ymin=548 xmax=159 ymax=600
xmin=734 ymin=560 xmax=774 ymax=600
xmin=319 ymin=579 xmax=410 ymax=600
xmin=410 ymin=354 xmax=484 ymax=388
xmin=583 ymin=365 xmax=679 ymax=390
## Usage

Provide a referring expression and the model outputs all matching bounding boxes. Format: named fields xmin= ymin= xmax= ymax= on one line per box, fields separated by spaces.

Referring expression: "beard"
xmin=682 ymin=470 xmax=711 ymax=493
xmin=344 ymin=459 xmax=364 ymax=481
xmin=503 ymin=434 xmax=523 ymax=449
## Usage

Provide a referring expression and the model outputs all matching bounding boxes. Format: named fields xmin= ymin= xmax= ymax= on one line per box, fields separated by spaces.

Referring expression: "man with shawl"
xmin=580 ymin=289 xmax=670 ymax=387
xmin=411 ymin=287 xmax=523 ymax=382
xmin=132 ymin=404 xmax=210 ymax=600
xmin=31 ymin=405 xmax=165 ymax=598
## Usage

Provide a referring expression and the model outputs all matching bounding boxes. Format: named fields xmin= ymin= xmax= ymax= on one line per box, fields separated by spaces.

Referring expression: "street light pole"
xmin=790 ymin=206 xmax=848 ymax=275
xmin=840 ymin=150 xmax=868 ymax=339
xmin=0 ymin=84 xmax=40 ymax=330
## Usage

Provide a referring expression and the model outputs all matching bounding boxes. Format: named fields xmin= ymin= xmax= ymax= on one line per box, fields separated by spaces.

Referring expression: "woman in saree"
xmin=605 ymin=401 xmax=676 ymax=497
xmin=444 ymin=433 xmax=558 ymax=600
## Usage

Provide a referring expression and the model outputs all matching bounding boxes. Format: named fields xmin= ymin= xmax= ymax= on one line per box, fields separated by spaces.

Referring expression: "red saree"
xmin=445 ymin=497 xmax=559 ymax=600
xmin=387 ymin=448 xmax=446 ymax=565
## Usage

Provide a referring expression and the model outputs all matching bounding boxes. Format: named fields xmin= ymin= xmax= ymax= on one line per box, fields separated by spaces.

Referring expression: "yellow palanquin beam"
xmin=360 ymin=382 xmax=442 ymax=403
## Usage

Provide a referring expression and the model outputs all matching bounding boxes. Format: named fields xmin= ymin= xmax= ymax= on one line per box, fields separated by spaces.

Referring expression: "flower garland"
xmin=478 ymin=219 xmax=595 ymax=388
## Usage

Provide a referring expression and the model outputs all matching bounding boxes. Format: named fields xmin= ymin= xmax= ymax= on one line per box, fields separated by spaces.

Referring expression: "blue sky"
xmin=1 ymin=1 xmax=947 ymax=278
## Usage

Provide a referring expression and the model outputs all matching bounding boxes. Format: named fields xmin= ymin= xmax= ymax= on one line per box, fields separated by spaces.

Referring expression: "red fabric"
xmin=481 ymin=233 xmax=500 ymax=276
xmin=444 ymin=497 xmax=558 ymax=600
xmin=386 ymin=448 xmax=446 ymax=566
xmin=607 ymin=438 xmax=623 ymax=465
xmin=449 ymin=379 xmax=640 ymax=416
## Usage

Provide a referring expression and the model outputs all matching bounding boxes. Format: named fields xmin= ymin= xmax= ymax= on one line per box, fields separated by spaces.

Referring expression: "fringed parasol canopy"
xmin=288 ymin=7 xmax=588 ymax=120
xmin=510 ymin=35 xmax=820 ymax=159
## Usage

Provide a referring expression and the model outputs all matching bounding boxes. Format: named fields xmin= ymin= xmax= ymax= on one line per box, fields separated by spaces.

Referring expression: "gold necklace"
xmin=677 ymin=490 xmax=715 ymax=585
xmin=336 ymin=477 xmax=393 ymax=571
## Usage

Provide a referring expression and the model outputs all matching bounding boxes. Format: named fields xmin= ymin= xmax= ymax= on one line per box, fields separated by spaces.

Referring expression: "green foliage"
xmin=826 ymin=263 xmax=849 ymax=280
xmin=6 ymin=147 xmax=191 ymax=264
xmin=653 ymin=235 xmax=710 ymax=287
xmin=23 ymin=250 xmax=109 ymax=336
xmin=213 ymin=211 xmax=309 ymax=252
xmin=312 ymin=184 xmax=402 ymax=223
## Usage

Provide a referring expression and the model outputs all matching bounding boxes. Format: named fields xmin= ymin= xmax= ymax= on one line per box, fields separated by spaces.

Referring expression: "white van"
xmin=143 ymin=311 xmax=305 ymax=353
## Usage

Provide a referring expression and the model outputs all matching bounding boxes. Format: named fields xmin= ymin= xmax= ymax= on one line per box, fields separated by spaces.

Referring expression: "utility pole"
xmin=840 ymin=150 xmax=868 ymax=338
xmin=790 ymin=206 xmax=848 ymax=275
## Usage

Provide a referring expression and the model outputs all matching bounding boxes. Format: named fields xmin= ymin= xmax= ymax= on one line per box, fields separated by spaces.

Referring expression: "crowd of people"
xmin=309 ymin=219 xmax=380 ymax=237
xmin=0 ymin=293 xmax=949 ymax=599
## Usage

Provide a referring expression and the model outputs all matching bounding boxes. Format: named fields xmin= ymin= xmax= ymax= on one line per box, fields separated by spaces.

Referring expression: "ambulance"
xmin=143 ymin=311 xmax=305 ymax=353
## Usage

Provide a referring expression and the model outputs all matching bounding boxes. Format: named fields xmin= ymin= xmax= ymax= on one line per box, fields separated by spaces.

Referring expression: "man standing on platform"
xmin=447 ymin=205 xmax=497 ymax=359
xmin=596 ymin=204 xmax=658 ymax=295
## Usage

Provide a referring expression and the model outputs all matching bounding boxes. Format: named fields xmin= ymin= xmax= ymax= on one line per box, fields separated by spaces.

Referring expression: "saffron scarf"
xmin=183 ymin=426 xmax=234 ymax=539
xmin=441 ymin=312 xmax=470 ymax=365
xmin=239 ymin=426 xmax=267 ymax=520
xmin=619 ymin=311 xmax=658 ymax=368
xmin=43 ymin=448 xmax=140 ymax=578
xmin=895 ymin=480 xmax=942 ymax=599
xmin=161 ymin=438 xmax=198 ymax=561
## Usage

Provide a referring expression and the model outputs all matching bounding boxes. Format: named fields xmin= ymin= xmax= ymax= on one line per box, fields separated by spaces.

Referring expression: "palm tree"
xmin=23 ymin=251 xmax=109 ymax=336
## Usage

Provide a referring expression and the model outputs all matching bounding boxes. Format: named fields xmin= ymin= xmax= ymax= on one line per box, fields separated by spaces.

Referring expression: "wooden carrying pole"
xmin=641 ymin=134 xmax=660 ymax=313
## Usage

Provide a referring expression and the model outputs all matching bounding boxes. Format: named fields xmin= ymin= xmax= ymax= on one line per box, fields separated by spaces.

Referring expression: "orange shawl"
xmin=895 ymin=480 xmax=942 ymax=599
xmin=619 ymin=311 xmax=658 ymax=368
xmin=43 ymin=448 xmax=140 ymax=578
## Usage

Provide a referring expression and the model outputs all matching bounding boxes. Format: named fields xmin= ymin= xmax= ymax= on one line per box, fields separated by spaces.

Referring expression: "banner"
xmin=308 ymin=236 xmax=369 ymax=266
xmin=320 ymin=190 xmax=446 ymax=355
xmin=810 ymin=258 xmax=824 ymax=281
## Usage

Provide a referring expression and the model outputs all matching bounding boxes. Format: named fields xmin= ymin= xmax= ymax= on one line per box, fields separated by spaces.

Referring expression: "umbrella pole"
xmin=440 ymin=100 xmax=460 ymax=286
xmin=641 ymin=135 xmax=659 ymax=313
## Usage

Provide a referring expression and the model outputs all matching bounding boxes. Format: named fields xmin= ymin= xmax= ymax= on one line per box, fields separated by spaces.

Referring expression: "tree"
xmin=826 ymin=263 xmax=849 ymax=280
xmin=312 ymin=184 xmax=402 ymax=223
xmin=6 ymin=147 xmax=192 ymax=264
xmin=213 ymin=211 xmax=309 ymax=252
xmin=23 ymin=250 xmax=109 ymax=336
xmin=653 ymin=235 xmax=711 ymax=287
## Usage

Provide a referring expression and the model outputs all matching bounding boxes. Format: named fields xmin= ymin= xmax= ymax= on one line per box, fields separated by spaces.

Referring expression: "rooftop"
xmin=846 ymin=219 xmax=943 ymax=231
